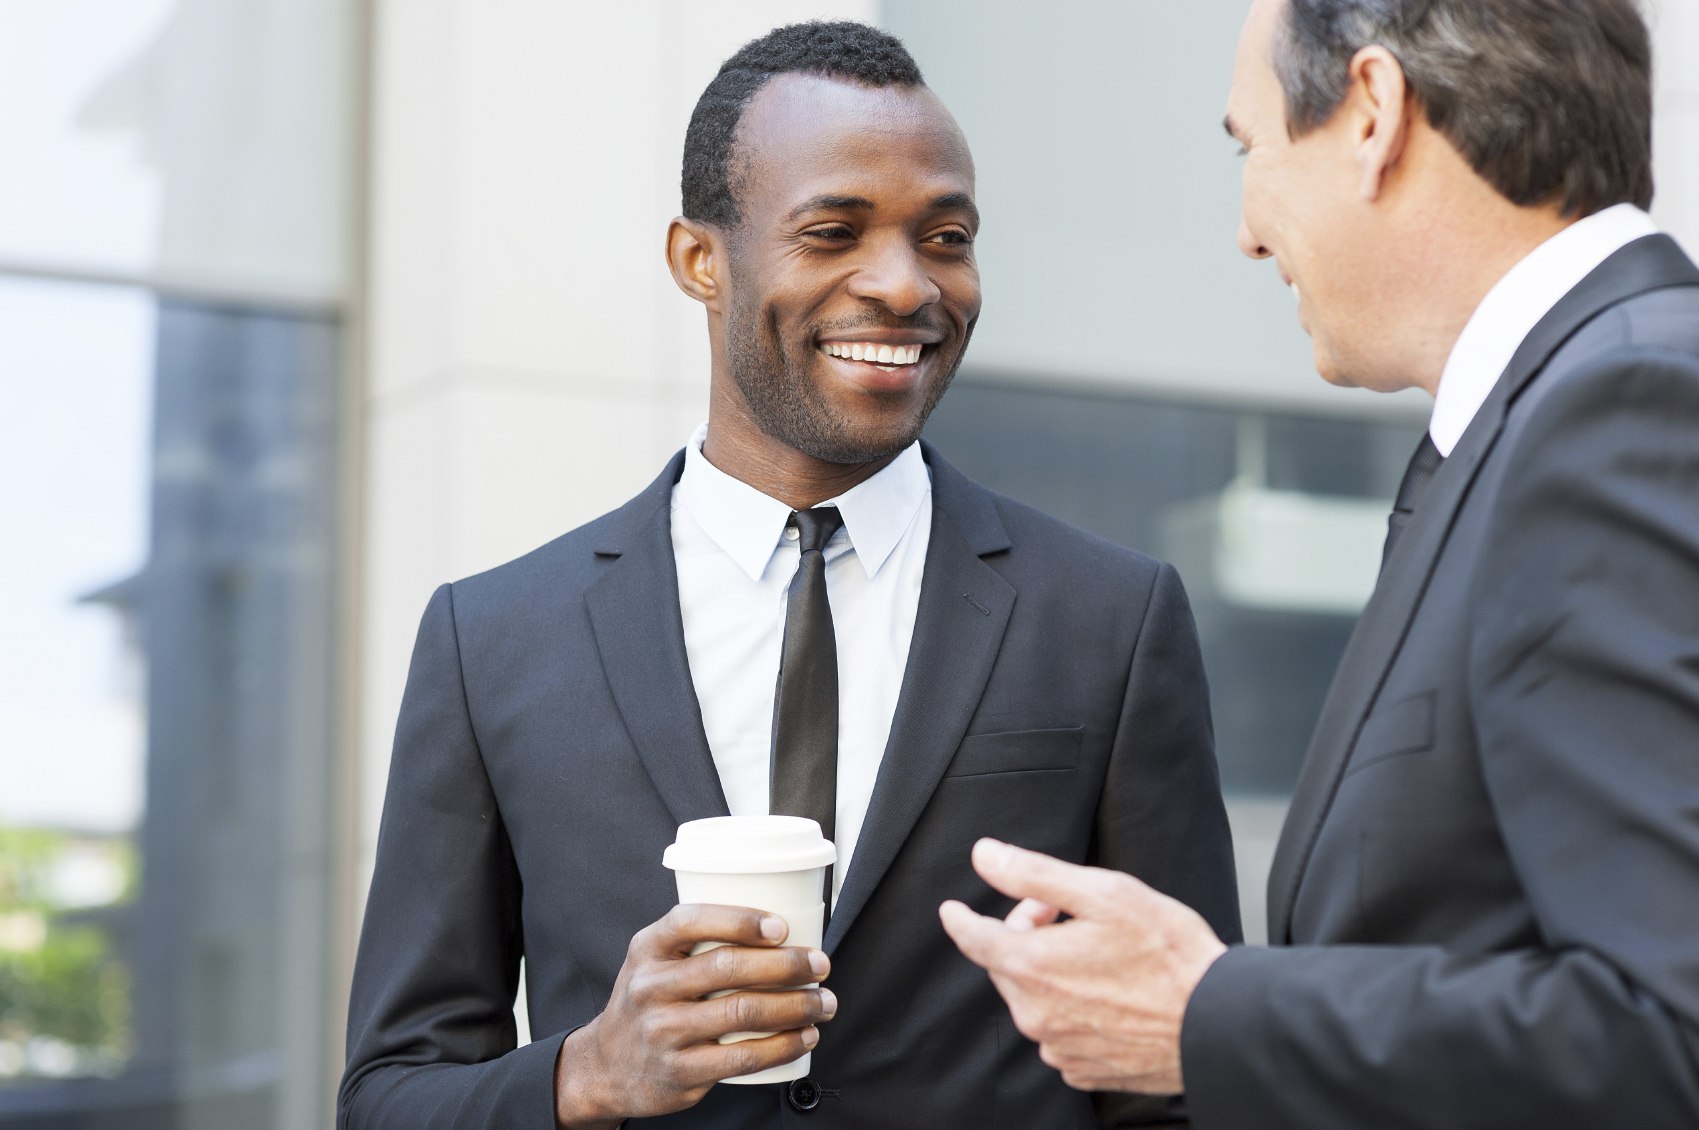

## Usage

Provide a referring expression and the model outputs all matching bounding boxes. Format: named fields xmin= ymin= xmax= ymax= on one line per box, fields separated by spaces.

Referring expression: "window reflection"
xmin=0 ymin=279 xmax=152 ymax=1086
xmin=0 ymin=1 xmax=351 ymax=301
xmin=0 ymin=279 xmax=342 ymax=1128
xmin=0 ymin=3 xmax=172 ymax=274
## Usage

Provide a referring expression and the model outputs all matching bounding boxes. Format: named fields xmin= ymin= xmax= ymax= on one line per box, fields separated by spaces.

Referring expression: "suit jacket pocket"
xmin=1345 ymin=690 xmax=1436 ymax=777
xmin=944 ymin=726 xmax=1084 ymax=778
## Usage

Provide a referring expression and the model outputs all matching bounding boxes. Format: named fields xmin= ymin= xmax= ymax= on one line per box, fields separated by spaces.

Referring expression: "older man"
xmin=943 ymin=1 xmax=1699 ymax=1127
xmin=341 ymin=20 xmax=1238 ymax=1130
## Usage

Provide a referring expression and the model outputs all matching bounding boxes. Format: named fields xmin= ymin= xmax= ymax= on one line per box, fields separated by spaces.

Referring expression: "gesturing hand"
xmin=553 ymin=904 xmax=836 ymax=1128
xmin=939 ymin=839 xmax=1225 ymax=1095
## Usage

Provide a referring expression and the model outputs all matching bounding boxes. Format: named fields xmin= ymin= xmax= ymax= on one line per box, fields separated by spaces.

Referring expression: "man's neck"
xmin=1397 ymin=193 xmax=1573 ymax=395
xmin=700 ymin=422 xmax=900 ymax=511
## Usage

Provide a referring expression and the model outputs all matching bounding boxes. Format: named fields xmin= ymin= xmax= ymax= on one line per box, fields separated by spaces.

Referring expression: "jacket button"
xmin=787 ymin=1077 xmax=822 ymax=1111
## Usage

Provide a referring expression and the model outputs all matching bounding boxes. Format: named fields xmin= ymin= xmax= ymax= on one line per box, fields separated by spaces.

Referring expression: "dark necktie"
xmin=1381 ymin=433 xmax=1443 ymax=571
xmin=770 ymin=507 xmax=845 ymax=856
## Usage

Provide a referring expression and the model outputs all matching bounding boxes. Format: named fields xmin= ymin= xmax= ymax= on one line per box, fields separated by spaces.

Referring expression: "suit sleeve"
xmin=1094 ymin=562 xmax=1244 ymax=1129
xmin=1180 ymin=349 xmax=1699 ymax=1129
xmin=338 ymin=584 xmax=568 ymax=1129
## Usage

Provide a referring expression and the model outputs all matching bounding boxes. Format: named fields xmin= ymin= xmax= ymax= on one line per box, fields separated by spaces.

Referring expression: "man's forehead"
xmin=1237 ymin=0 xmax=1284 ymax=77
xmin=736 ymin=72 xmax=971 ymax=177
xmin=1226 ymin=0 xmax=1285 ymax=129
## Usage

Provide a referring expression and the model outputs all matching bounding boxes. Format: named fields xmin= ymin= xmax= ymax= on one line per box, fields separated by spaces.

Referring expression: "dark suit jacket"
xmin=1182 ymin=235 xmax=1699 ymax=1127
xmin=340 ymin=443 xmax=1240 ymax=1129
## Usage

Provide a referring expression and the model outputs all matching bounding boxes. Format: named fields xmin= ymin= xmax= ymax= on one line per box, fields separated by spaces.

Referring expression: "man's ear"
xmin=1345 ymin=45 xmax=1412 ymax=201
xmin=666 ymin=217 xmax=728 ymax=311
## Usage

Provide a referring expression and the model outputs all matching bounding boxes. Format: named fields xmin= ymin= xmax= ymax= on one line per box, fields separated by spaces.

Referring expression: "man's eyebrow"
xmin=783 ymin=192 xmax=981 ymax=225
xmin=786 ymin=194 xmax=876 ymax=222
xmin=930 ymin=192 xmax=980 ymax=226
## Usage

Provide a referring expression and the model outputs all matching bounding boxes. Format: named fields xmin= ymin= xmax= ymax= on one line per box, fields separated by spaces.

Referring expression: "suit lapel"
xmin=826 ymin=448 xmax=1014 ymax=952
xmin=584 ymin=452 xmax=730 ymax=827
xmin=1266 ymin=234 xmax=1699 ymax=942
xmin=1264 ymin=405 xmax=1500 ymax=942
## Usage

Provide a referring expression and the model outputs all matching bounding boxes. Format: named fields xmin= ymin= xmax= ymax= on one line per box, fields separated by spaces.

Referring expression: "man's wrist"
xmin=1174 ymin=939 xmax=1238 ymax=1095
xmin=553 ymin=1022 xmax=622 ymax=1130
xmin=1167 ymin=928 xmax=1229 ymax=1093
xmin=1186 ymin=937 xmax=1230 ymax=995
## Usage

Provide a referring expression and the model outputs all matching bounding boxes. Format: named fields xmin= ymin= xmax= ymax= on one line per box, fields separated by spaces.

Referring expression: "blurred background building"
xmin=1 ymin=1 xmax=1695 ymax=1126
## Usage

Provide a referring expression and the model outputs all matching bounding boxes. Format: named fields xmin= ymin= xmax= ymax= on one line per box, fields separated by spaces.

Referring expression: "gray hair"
xmin=1275 ymin=0 xmax=1653 ymax=217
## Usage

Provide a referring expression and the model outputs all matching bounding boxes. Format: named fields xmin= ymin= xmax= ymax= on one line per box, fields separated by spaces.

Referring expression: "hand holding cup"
xmin=552 ymin=902 xmax=835 ymax=1128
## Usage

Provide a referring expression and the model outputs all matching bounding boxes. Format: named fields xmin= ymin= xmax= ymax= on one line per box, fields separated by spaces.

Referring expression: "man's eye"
xmin=926 ymin=230 xmax=973 ymax=247
xmin=807 ymin=226 xmax=855 ymax=241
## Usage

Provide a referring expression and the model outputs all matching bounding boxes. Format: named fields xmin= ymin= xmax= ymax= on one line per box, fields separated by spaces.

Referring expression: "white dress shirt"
xmin=1429 ymin=203 xmax=1659 ymax=456
xmin=670 ymin=424 xmax=932 ymax=904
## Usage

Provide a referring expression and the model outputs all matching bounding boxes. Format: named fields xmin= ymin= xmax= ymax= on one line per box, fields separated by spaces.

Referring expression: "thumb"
xmin=939 ymin=899 xmax=1011 ymax=971
xmin=971 ymin=839 xmax=1142 ymax=920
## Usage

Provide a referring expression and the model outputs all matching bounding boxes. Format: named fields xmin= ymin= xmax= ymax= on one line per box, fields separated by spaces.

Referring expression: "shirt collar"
xmin=675 ymin=423 xmax=931 ymax=583
xmin=1429 ymin=203 xmax=1658 ymax=456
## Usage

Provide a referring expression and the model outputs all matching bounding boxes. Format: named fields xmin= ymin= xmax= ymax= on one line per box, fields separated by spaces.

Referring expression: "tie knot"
xmin=790 ymin=507 xmax=844 ymax=554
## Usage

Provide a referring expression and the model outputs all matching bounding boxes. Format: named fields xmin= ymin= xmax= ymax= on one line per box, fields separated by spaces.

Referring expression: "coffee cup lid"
xmin=663 ymin=815 xmax=836 ymax=874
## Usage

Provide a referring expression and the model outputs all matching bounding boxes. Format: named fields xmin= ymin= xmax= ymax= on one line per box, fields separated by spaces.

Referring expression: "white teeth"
xmin=819 ymin=342 xmax=925 ymax=365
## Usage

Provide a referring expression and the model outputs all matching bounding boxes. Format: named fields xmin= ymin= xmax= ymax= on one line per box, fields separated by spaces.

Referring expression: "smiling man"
xmin=339 ymin=21 xmax=1238 ymax=1130
xmin=942 ymin=0 xmax=1699 ymax=1127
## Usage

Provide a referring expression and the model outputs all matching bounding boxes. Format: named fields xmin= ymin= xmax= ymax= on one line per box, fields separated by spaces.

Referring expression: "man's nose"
xmin=849 ymin=240 xmax=942 ymax=316
xmin=1237 ymin=217 xmax=1270 ymax=260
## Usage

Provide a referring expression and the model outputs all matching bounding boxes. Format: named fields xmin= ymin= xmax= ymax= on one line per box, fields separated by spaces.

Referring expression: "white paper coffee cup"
xmin=662 ymin=815 xmax=835 ymax=1085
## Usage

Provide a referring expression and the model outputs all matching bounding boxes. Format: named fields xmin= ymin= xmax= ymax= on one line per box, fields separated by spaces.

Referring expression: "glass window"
xmin=0 ymin=278 xmax=153 ymax=1086
xmin=0 ymin=4 xmax=171 ymax=274
xmin=1 ymin=0 xmax=355 ymax=1118
xmin=0 ymin=277 xmax=344 ymax=1127
xmin=0 ymin=2 xmax=353 ymax=300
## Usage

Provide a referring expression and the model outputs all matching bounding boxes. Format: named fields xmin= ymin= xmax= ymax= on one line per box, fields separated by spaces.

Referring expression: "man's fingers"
xmin=1005 ymin=897 xmax=1060 ymax=931
xmin=969 ymin=838 xmax=1139 ymax=920
xmin=645 ymin=982 xmax=835 ymax=1050
xmin=635 ymin=903 xmax=791 ymax=959
xmin=680 ymin=1026 xmax=820 ymax=1084
xmin=667 ymin=944 xmax=829 ymax=1002
xmin=688 ymin=985 xmax=836 ymax=1044
xmin=939 ymin=899 xmax=1014 ymax=972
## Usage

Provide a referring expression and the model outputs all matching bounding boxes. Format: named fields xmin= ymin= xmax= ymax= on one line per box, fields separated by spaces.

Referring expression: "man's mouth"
xmin=817 ymin=341 xmax=925 ymax=372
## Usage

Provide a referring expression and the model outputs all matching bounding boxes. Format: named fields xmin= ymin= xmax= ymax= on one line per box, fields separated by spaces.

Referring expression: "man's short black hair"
xmin=681 ymin=21 xmax=924 ymax=230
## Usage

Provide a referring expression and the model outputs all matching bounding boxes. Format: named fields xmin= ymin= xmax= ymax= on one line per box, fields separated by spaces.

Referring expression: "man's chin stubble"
xmin=733 ymin=351 xmax=960 ymax=466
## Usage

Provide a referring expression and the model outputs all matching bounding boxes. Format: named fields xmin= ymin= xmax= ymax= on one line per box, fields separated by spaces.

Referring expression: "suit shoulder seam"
xmin=441 ymin=582 xmax=496 ymax=786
